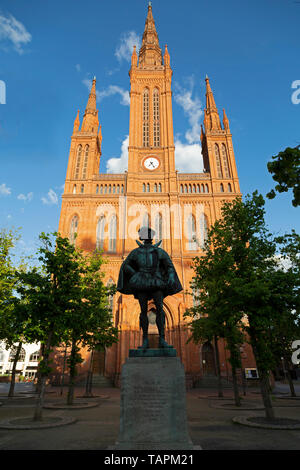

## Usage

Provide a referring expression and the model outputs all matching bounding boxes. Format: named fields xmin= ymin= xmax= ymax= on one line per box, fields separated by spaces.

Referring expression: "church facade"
xmin=57 ymin=4 xmax=256 ymax=387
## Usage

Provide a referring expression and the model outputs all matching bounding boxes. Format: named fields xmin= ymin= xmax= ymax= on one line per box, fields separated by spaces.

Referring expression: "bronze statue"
xmin=117 ymin=227 xmax=183 ymax=349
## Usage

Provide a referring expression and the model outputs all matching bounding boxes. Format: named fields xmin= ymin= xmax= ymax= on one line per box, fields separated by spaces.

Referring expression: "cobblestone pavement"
xmin=0 ymin=382 xmax=300 ymax=450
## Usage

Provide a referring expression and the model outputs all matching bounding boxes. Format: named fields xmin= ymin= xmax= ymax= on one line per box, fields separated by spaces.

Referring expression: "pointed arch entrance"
xmin=201 ymin=342 xmax=216 ymax=376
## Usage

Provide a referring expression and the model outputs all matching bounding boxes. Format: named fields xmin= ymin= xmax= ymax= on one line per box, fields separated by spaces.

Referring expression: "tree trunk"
xmin=60 ymin=346 xmax=68 ymax=396
xmin=33 ymin=331 xmax=53 ymax=421
xmin=84 ymin=349 xmax=94 ymax=397
xmin=67 ymin=340 xmax=77 ymax=406
xmin=259 ymin=370 xmax=275 ymax=420
xmin=283 ymin=356 xmax=296 ymax=397
xmin=232 ymin=365 xmax=241 ymax=406
xmin=214 ymin=336 xmax=223 ymax=398
xmin=8 ymin=341 xmax=22 ymax=398
xmin=35 ymin=343 xmax=45 ymax=395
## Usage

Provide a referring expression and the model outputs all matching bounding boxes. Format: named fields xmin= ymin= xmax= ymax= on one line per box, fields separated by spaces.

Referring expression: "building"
xmin=56 ymin=4 xmax=256 ymax=387
xmin=0 ymin=342 xmax=40 ymax=381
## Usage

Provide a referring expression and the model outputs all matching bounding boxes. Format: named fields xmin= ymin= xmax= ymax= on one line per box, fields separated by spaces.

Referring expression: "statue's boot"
xmin=159 ymin=336 xmax=173 ymax=349
xmin=156 ymin=311 xmax=172 ymax=348
xmin=141 ymin=337 xmax=149 ymax=350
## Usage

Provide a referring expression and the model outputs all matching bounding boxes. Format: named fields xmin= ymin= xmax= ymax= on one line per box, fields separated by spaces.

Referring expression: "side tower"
xmin=201 ymin=76 xmax=240 ymax=216
xmin=58 ymin=78 xmax=103 ymax=248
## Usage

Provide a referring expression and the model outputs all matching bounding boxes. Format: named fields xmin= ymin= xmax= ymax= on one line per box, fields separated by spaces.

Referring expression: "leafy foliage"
xmin=267 ymin=146 xmax=300 ymax=207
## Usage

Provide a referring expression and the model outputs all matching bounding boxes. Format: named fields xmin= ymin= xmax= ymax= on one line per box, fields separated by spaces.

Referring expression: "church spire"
xmin=73 ymin=109 xmax=80 ymax=133
xmin=81 ymin=77 xmax=99 ymax=133
xmin=223 ymin=108 xmax=230 ymax=131
xmin=204 ymin=76 xmax=221 ymax=132
xmin=84 ymin=77 xmax=97 ymax=117
xmin=138 ymin=3 xmax=162 ymax=67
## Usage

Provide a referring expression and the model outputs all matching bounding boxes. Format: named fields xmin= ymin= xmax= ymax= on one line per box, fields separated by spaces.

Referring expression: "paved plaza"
xmin=0 ymin=382 xmax=300 ymax=450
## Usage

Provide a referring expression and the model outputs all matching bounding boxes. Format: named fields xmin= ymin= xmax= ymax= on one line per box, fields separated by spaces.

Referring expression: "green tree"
xmin=186 ymin=215 xmax=247 ymax=406
xmin=17 ymin=232 xmax=118 ymax=419
xmin=187 ymin=192 xmax=283 ymax=419
xmin=64 ymin=250 xmax=118 ymax=405
xmin=269 ymin=231 xmax=300 ymax=395
xmin=16 ymin=232 xmax=89 ymax=420
xmin=266 ymin=146 xmax=300 ymax=207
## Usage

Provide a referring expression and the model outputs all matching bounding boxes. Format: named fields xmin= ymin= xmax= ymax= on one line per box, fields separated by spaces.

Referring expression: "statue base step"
xmin=130 ymin=347 xmax=176 ymax=357
xmin=114 ymin=355 xmax=196 ymax=450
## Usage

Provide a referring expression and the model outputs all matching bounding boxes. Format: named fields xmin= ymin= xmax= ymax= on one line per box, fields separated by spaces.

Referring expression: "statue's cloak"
xmin=117 ymin=242 xmax=183 ymax=300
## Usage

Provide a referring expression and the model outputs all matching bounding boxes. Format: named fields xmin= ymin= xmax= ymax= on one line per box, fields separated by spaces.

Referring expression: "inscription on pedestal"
xmin=116 ymin=356 xmax=194 ymax=450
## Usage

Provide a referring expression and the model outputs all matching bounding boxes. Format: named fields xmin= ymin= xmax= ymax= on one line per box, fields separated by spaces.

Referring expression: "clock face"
xmin=143 ymin=156 xmax=160 ymax=171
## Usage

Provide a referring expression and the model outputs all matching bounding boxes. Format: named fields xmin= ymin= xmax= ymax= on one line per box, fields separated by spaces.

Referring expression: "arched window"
xmin=74 ymin=145 xmax=82 ymax=179
xmin=147 ymin=183 xmax=150 ymax=192
xmin=153 ymin=88 xmax=160 ymax=147
xmin=100 ymin=185 xmax=103 ymax=194
xmin=107 ymin=278 xmax=115 ymax=313
xmin=96 ymin=216 xmax=106 ymax=250
xmin=184 ymin=185 xmax=188 ymax=193
xmin=155 ymin=213 xmax=163 ymax=245
xmin=221 ymin=144 xmax=230 ymax=178
xmin=109 ymin=215 xmax=117 ymax=253
xmin=180 ymin=185 xmax=183 ymax=193
xmin=142 ymin=212 xmax=149 ymax=229
xmin=30 ymin=351 xmax=40 ymax=361
xmin=143 ymin=183 xmax=146 ymax=193
xmin=9 ymin=346 xmax=26 ymax=362
xmin=80 ymin=184 xmax=84 ymax=193
xmin=215 ymin=144 xmax=223 ymax=178
xmin=154 ymin=183 xmax=157 ymax=193
xmin=196 ymin=185 xmax=200 ymax=193
xmin=158 ymin=183 xmax=162 ymax=193
xmin=73 ymin=185 xmax=76 ymax=194
xmin=192 ymin=287 xmax=200 ymax=307
xmin=108 ymin=185 xmax=111 ymax=194
xmin=82 ymin=145 xmax=89 ymax=179
xmin=104 ymin=185 xmax=107 ymax=194
xmin=107 ymin=279 xmax=114 ymax=312
xmin=199 ymin=213 xmax=208 ymax=248
xmin=188 ymin=184 xmax=192 ymax=193
xmin=117 ymin=185 xmax=120 ymax=194
xmin=70 ymin=215 xmax=78 ymax=245
xmin=228 ymin=183 xmax=232 ymax=192
xmin=220 ymin=183 xmax=224 ymax=192
xmin=187 ymin=214 xmax=197 ymax=251
xmin=201 ymin=184 xmax=204 ymax=193
xmin=96 ymin=185 xmax=99 ymax=194
xmin=205 ymin=184 xmax=209 ymax=193
xmin=121 ymin=185 xmax=124 ymax=194
xmin=193 ymin=184 xmax=196 ymax=193
xmin=113 ymin=185 xmax=116 ymax=194
xmin=143 ymin=88 xmax=149 ymax=147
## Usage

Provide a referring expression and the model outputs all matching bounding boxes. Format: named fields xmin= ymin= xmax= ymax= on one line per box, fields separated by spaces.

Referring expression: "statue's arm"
xmin=123 ymin=252 xmax=137 ymax=277
xmin=161 ymin=252 xmax=177 ymax=285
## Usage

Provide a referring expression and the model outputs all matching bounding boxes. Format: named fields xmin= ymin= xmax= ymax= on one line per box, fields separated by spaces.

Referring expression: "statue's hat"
xmin=138 ymin=226 xmax=155 ymax=240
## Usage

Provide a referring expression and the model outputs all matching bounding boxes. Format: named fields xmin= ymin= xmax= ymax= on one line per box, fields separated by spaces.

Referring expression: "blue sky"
xmin=0 ymin=0 xmax=299 ymax=263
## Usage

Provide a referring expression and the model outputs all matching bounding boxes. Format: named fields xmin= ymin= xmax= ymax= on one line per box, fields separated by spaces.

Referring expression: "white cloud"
xmin=0 ymin=13 xmax=31 ymax=54
xmin=0 ymin=183 xmax=11 ymax=196
xmin=17 ymin=192 xmax=33 ymax=202
xmin=41 ymin=189 xmax=58 ymax=205
xmin=83 ymin=79 xmax=130 ymax=107
xmin=173 ymin=79 xmax=204 ymax=172
xmin=174 ymin=140 xmax=203 ymax=173
xmin=115 ymin=31 xmax=141 ymax=63
xmin=174 ymin=80 xmax=203 ymax=144
xmin=106 ymin=136 xmax=129 ymax=173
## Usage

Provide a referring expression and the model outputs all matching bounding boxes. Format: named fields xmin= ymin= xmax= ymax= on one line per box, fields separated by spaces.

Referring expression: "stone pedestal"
xmin=115 ymin=349 xmax=195 ymax=450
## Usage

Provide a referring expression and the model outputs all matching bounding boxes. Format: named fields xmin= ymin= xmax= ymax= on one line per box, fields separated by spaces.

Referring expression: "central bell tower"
xmin=126 ymin=3 xmax=177 ymax=195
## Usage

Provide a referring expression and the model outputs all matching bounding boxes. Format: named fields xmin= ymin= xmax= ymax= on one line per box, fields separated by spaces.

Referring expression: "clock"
xmin=143 ymin=156 xmax=160 ymax=171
